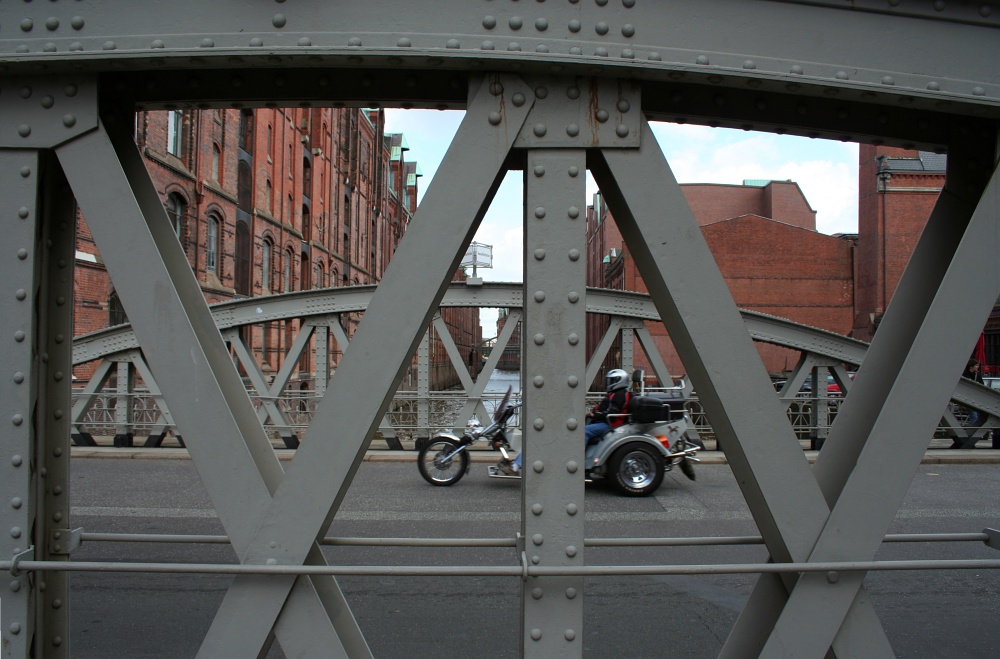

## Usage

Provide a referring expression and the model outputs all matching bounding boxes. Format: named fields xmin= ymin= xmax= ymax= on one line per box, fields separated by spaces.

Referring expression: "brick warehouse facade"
xmin=73 ymin=107 xmax=481 ymax=390
xmin=587 ymin=153 xmax=999 ymax=383
xmin=586 ymin=180 xmax=855 ymax=381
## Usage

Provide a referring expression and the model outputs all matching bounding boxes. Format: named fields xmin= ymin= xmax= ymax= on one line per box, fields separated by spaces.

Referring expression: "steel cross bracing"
xmin=2 ymin=1 xmax=1000 ymax=657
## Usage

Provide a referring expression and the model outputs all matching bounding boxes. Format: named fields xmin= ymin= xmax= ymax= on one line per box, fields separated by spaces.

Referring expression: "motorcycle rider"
xmin=499 ymin=368 xmax=633 ymax=476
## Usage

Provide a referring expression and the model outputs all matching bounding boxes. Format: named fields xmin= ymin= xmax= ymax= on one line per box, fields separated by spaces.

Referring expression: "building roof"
xmin=883 ymin=151 xmax=946 ymax=173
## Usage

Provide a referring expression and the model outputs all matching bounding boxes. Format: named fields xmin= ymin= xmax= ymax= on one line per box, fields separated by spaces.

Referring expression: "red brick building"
xmin=586 ymin=180 xmax=856 ymax=380
xmin=587 ymin=150 xmax=998 ymax=382
xmin=74 ymin=108 xmax=481 ymax=388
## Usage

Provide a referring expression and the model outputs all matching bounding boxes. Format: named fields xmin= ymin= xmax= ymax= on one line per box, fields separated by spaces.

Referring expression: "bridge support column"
xmin=521 ymin=149 xmax=588 ymax=657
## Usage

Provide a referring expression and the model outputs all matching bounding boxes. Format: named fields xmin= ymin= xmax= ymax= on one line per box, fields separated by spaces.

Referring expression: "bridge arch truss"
xmin=2 ymin=2 xmax=999 ymax=657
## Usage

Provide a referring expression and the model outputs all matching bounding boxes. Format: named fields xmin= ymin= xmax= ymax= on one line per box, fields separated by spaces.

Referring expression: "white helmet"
xmin=605 ymin=369 xmax=630 ymax=392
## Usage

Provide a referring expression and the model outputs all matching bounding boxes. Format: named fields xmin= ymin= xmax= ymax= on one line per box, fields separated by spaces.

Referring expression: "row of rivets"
xmin=483 ymin=15 xmax=635 ymax=37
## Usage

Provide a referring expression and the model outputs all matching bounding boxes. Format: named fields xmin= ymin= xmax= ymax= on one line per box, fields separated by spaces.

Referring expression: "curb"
xmin=70 ymin=447 xmax=1000 ymax=464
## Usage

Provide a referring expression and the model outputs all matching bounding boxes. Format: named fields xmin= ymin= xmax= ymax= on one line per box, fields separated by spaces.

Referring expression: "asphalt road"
xmin=67 ymin=458 xmax=1000 ymax=658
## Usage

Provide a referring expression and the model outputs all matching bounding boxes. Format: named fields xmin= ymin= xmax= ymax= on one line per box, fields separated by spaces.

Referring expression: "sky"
xmin=384 ymin=109 xmax=859 ymax=336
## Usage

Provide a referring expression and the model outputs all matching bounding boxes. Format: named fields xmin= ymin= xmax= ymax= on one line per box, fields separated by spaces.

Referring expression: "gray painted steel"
xmin=2 ymin=1 xmax=999 ymax=657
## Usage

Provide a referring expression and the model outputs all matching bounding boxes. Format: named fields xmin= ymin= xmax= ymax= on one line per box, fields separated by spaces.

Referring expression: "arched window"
xmin=166 ymin=193 xmax=185 ymax=240
xmin=313 ymin=261 xmax=323 ymax=289
xmin=167 ymin=110 xmax=184 ymax=157
xmin=108 ymin=289 xmax=128 ymax=326
xmin=207 ymin=216 xmax=220 ymax=274
xmin=238 ymin=161 xmax=252 ymax=212
xmin=261 ymin=238 xmax=272 ymax=292
xmin=235 ymin=222 xmax=251 ymax=296
xmin=283 ymin=249 xmax=292 ymax=293
xmin=211 ymin=143 xmax=221 ymax=183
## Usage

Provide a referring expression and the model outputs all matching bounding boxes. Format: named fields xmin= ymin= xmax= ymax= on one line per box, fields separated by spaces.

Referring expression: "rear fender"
xmin=585 ymin=430 xmax=668 ymax=470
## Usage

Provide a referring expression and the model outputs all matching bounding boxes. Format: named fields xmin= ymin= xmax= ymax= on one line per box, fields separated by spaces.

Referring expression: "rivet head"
xmin=568 ymin=249 xmax=580 ymax=261
xmin=15 ymin=331 xmax=26 ymax=342
xmin=12 ymin=415 xmax=23 ymax=427
xmin=13 ymin=372 xmax=24 ymax=384
xmin=480 ymin=40 xmax=495 ymax=50
xmin=40 ymin=95 xmax=54 ymax=109
xmin=273 ymin=14 xmax=287 ymax=28
xmin=566 ymin=587 xmax=578 ymax=599
xmin=531 ymin=503 xmax=543 ymax=515
xmin=297 ymin=37 xmax=312 ymax=47
xmin=616 ymin=124 xmax=630 ymax=138
xmin=533 ymin=375 xmax=545 ymax=388
xmin=446 ymin=39 xmax=460 ymax=48
xmin=17 ymin=125 xmax=31 ymax=138
xmin=533 ymin=165 xmax=545 ymax=177
xmin=568 ymin=206 xmax=580 ymax=219
xmin=566 ymin=419 xmax=578 ymax=431
xmin=17 ymin=249 xmax=29 ymax=260
xmin=617 ymin=99 xmax=631 ymax=113
xmin=71 ymin=16 xmax=85 ymax=30
xmin=533 ymin=291 xmax=545 ymax=303
xmin=595 ymin=21 xmax=610 ymax=35
xmin=566 ymin=502 xmax=579 ymax=515
xmin=10 ymin=580 xmax=22 ymax=592
xmin=972 ymin=86 xmax=986 ymax=96
xmin=535 ymin=18 xmax=548 ymax=31
xmin=397 ymin=38 xmax=411 ymax=47
xmin=349 ymin=37 xmax=363 ymax=47
xmin=20 ymin=167 xmax=32 ymax=178
xmin=566 ymin=123 xmax=580 ymax=137
xmin=532 ymin=418 xmax=545 ymax=430
xmin=881 ymin=76 xmax=895 ymax=85
xmin=103 ymin=41 xmax=117 ymax=50
xmin=483 ymin=15 xmax=497 ymax=29
xmin=11 ymin=527 xmax=22 ymax=538
xmin=696 ymin=55 xmax=710 ymax=65
xmin=46 ymin=17 xmax=60 ymax=31
xmin=533 ymin=249 xmax=546 ymax=261
xmin=512 ymin=92 xmax=526 ymax=107
xmin=596 ymin=109 xmax=609 ymax=123
xmin=534 ymin=207 xmax=546 ymax=219
xmin=533 ymin=334 xmax=545 ymax=346
xmin=531 ymin=628 xmax=543 ymax=641
xmin=18 ymin=208 xmax=29 ymax=219
xmin=10 ymin=622 xmax=21 ymax=634
xmin=509 ymin=16 xmax=523 ymax=30
xmin=568 ymin=19 xmax=581 ymax=32
xmin=532 ymin=461 xmax=544 ymax=473
xmin=488 ymin=111 xmax=502 ymax=126
xmin=566 ymin=86 xmax=581 ymax=100
xmin=21 ymin=18 xmax=34 ymax=32
xmin=52 ymin=635 xmax=62 ymax=647
xmin=568 ymin=333 xmax=579 ymax=345
xmin=566 ymin=459 xmax=579 ymax=472
xmin=17 ymin=288 xmax=29 ymax=299
xmin=532 ymin=533 xmax=544 ymax=545
xmin=827 ymin=571 xmax=839 ymax=584
xmin=533 ymin=124 xmax=547 ymax=137
xmin=531 ymin=555 xmax=540 ymax=564
xmin=531 ymin=587 xmax=544 ymax=599
xmin=250 ymin=38 xmax=264 ymax=47
xmin=566 ymin=545 xmax=578 ymax=557
xmin=567 ymin=375 xmax=579 ymax=387
xmin=565 ymin=629 xmax=577 ymax=641
xmin=568 ymin=166 xmax=580 ymax=178
xmin=63 ymin=114 xmax=77 ymax=127
xmin=534 ymin=86 xmax=548 ymax=99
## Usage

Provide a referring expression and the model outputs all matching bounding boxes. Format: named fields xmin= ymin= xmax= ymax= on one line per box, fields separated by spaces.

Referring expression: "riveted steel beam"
xmin=193 ymin=74 xmax=535 ymax=658
xmin=590 ymin=119 xmax=894 ymax=657
xmin=521 ymin=149 xmax=588 ymax=656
